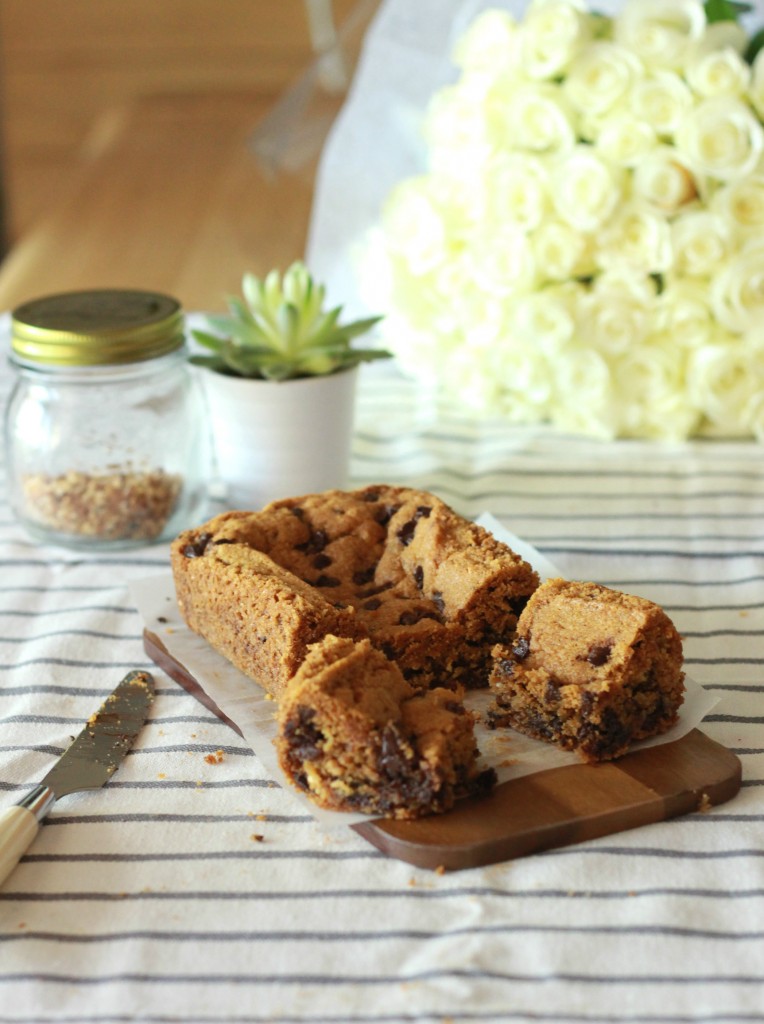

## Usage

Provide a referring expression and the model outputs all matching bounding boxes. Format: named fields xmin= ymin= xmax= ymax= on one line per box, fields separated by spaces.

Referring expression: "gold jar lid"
xmin=10 ymin=288 xmax=185 ymax=366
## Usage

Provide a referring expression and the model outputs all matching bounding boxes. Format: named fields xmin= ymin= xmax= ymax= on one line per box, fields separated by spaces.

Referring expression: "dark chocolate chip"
xmin=376 ymin=504 xmax=400 ymax=526
xmin=283 ymin=707 xmax=323 ymax=761
xmin=362 ymin=490 xmax=380 ymax=502
xmin=431 ymin=591 xmax=445 ymax=614
xmin=296 ymin=528 xmax=328 ymax=555
xmin=444 ymin=700 xmax=466 ymax=715
xmin=509 ymin=595 xmax=530 ymax=617
xmin=512 ymin=636 xmax=531 ymax=661
xmin=181 ymin=532 xmax=212 ymax=558
xmin=396 ymin=506 xmax=432 ymax=546
xmin=362 ymin=598 xmax=382 ymax=611
xmin=379 ymin=724 xmax=414 ymax=779
xmin=314 ymin=574 xmax=340 ymax=588
xmin=312 ymin=553 xmax=333 ymax=569
xmin=413 ymin=565 xmax=424 ymax=590
xmin=352 ymin=566 xmax=375 ymax=586
xmin=587 ymin=643 xmax=613 ymax=667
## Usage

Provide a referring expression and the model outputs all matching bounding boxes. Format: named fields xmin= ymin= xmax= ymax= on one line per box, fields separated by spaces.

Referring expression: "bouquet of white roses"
xmin=359 ymin=0 xmax=764 ymax=440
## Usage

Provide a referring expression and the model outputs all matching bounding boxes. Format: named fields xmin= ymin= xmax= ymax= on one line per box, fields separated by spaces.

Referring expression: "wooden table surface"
xmin=0 ymin=91 xmax=322 ymax=315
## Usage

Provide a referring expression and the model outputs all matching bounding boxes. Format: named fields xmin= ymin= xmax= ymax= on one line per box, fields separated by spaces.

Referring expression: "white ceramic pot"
xmin=197 ymin=366 xmax=359 ymax=509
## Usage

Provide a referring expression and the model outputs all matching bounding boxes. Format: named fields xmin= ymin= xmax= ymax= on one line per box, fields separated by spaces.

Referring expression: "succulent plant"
xmin=190 ymin=262 xmax=389 ymax=381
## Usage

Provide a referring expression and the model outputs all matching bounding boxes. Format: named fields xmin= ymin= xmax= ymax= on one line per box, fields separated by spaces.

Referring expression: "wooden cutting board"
xmin=144 ymin=629 xmax=742 ymax=871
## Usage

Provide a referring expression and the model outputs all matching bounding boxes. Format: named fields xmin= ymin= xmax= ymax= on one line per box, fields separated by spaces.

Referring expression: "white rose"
xmin=712 ymin=175 xmax=764 ymax=237
xmin=594 ymin=113 xmax=657 ymax=167
xmin=579 ymin=276 xmax=653 ymax=356
xmin=670 ymin=210 xmax=730 ymax=276
xmin=548 ymin=346 xmax=619 ymax=438
xmin=550 ymin=146 xmax=622 ymax=231
xmin=614 ymin=0 xmax=706 ymax=72
xmin=747 ymin=49 xmax=764 ymax=121
xmin=595 ymin=202 xmax=673 ymax=275
xmin=532 ymin=218 xmax=595 ymax=282
xmin=686 ymin=46 xmax=750 ymax=99
xmin=424 ymin=79 xmax=493 ymax=179
xmin=654 ymin=279 xmax=714 ymax=348
xmin=687 ymin=334 xmax=761 ymax=435
xmin=676 ymin=97 xmax=764 ymax=181
xmin=519 ymin=1 xmax=593 ymax=80
xmin=610 ymin=339 xmax=698 ymax=439
xmin=629 ymin=71 xmax=694 ymax=137
xmin=710 ymin=240 xmax=764 ymax=332
xmin=501 ymin=83 xmax=576 ymax=154
xmin=508 ymin=286 xmax=578 ymax=352
xmin=451 ymin=9 xmax=520 ymax=75
xmin=482 ymin=154 xmax=549 ymax=232
xmin=465 ymin=224 xmax=537 ymax=297
xmin=380 ymin=178 xmax=453 ymax=275
xmin=631 ymin=146 xmax=698 ymax=212
xmin=563 ymin=41 xmax=644 ymax=117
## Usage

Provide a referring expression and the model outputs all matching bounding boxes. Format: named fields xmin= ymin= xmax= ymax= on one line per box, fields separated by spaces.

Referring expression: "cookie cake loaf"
xmin=171 ymin=484 xmax=540 ymax=696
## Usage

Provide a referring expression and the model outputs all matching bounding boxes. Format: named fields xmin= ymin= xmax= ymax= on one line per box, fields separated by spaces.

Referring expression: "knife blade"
xmin=0 ymin=669 xmax=155 ymax=886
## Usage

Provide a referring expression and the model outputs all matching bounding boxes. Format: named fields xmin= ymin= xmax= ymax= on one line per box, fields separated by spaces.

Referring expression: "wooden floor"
xmin=0 ymin=0 xmax=369 ymax=314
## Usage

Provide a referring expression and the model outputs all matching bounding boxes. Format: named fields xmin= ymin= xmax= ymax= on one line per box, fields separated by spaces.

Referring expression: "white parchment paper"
xmin=131 ymin=517 xmax=718 ymax=828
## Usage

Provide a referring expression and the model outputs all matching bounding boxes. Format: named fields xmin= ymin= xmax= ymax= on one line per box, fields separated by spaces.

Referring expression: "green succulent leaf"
xmin=189 ymin=261 xmax=389 ymax=380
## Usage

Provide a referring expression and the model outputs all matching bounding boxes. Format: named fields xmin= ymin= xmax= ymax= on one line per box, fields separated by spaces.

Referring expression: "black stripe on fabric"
xmin=3 ymin=885 xmax=764 ymax=903
xmin=15 ymin=845 xmax=764 ymax=867
xmin=2 ymin=922 xmax=764 ymax=944
xmin=0 ymin=1013 xmax=761 ymax=1024
xmin=43 ymin=813 xmax=312 ymax=825
xmin=0 ymin=779 xmax=276 ymax=793
xmin=1 ymin=967 xmax=763 ymax=986
xmin=0 ymin=630 xmax=143 ymax=643
xmin=0 ymin=557 xmax=167 ymax=569
xmin=0 ymin=1015 xmax=763 ymax=1024
xmin=20 ymin=850 xmax=384 ymax=864
xmin=0 ymin=606 xmax=137 ymax=617
xmin=540 ymin=547 xmax=764 ymax=559
xmin=0 ymin=658 xmax=155 ymax=671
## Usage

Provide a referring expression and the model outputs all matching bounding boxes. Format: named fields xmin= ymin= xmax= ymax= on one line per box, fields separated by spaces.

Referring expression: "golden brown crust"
xmin=171 ymin=485 xmax=539 ymax=695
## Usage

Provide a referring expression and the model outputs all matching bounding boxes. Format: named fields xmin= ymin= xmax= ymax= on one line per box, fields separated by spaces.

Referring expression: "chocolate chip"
xmin=296 ymin=529 xmax=328 ymax=555
xmin=312 ymin=553 xmax=333 ymax=569
xmin=357 ymin=582 xmax=393 ymax=599
xmin=413 ymin=566 xmax=424 ymax=590
xmin=444 ymin=700 xmax=466 ymax=715
xmin=587 ymin=643 xmax=613 ymax=667
xmin=496 ymin=657 xmax=515 ymax=678
xmin=362 ymin=598 xmax=382 ymax=611
xmin=290 ymin=507 xmax=305 ymax=519
xmin=512 ymin=636 xmax=531 ymax=661
xmin=396 ymin=506 xmax=432 ymax=546
xmin=509 ymin=595 xmax=530 ymax=617
xmin=376 ymin=504 xmax=400 ymax=526
xmin=399 ymin=608 xmax=442 ymax=626
xmin=431 ymin=591 xmax=445 ymax=614
xmin=378 ymin=724 xmax=414 ymax=778
xmin=283 ymin=707 xmax=323 ymax=761
xmin=352 ymin=566 xmax=375 ymax=586
xmin=362 ymin=490 xmax=380 ymax=502
xmin=314 ymin=574 xmax=340 ymax=588
xmin=182 ymin=532 xmax=212 ymax=558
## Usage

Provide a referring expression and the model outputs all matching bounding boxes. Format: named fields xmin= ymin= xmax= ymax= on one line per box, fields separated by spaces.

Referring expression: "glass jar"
xmin=4 ymin=288 xmax=212 ymax=549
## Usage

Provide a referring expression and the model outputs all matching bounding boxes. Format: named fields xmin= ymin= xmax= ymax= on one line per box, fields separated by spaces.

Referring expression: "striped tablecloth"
xmin=0 ymin=354 xmax=762 ymax=1024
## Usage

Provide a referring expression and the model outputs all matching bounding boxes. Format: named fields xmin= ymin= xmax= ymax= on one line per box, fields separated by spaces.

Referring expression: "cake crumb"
xmin=434 ymin=864 xmax=447 ymax=876
xmin=250 ymin=833 xmax=265 ymax=842
xmin=697 ymin=792 xmax=713 ymax=813
xmin=157 ymin=773 xmax=166 ymax=780
xmin=204 ymin=749 xmax=225 ymax=765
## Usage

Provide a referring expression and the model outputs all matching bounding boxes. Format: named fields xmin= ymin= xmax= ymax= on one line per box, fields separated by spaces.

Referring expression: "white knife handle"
xmin=0 ymin=806 xmax=39 ymax=886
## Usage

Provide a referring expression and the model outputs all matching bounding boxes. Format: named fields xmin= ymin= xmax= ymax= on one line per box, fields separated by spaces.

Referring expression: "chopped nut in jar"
xmin=21 ymin=468 xmax=182 ymax=541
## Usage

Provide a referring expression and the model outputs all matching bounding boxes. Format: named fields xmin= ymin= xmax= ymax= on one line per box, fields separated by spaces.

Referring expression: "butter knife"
xmin=0 ymin=669 xmax=155 ymax=885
